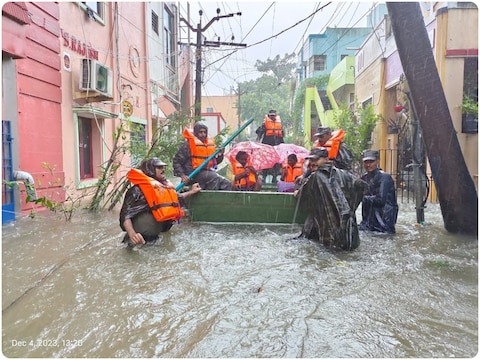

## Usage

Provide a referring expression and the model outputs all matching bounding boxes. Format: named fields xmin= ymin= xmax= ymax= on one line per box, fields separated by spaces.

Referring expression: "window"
xmin=78 ymin=117 xmax=93 ymax=179
xmin=130 ymin=123 xmax=146 ymax=167
xmin=362 ymin=97 xmax=373 ymax=108
xmin=164 ymin=6 xmax=175 ymax=67
xmin=81 ymin=2 xmax=104 ymax=22
xmin=349 ymin=92 xmax=355 ymax=104
xmin=313 ymin=55 xmax=326 ymax=71
xmin=462 ymin=57 xmax=478 ymax=133
xmin=206 ymin=107 xmax=214 ymax=113
xmin=152 ymin=10 xmax=159 ymax=35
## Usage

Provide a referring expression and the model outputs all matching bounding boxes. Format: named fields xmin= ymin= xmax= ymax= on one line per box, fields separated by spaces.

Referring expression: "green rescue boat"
xmin=185 ymin=189 xmax=307 ymax=224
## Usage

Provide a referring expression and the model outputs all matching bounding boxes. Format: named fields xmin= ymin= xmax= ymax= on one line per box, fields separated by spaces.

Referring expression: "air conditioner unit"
xmin=79 ymin=59 xmax=113 ymax=97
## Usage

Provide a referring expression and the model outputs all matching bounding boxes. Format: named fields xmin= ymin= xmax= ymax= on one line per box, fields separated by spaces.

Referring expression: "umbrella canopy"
xmin=225 ymin=141 xmax=280 ymax=170
xmin=274 ymin=143 xmax=310 ymax=164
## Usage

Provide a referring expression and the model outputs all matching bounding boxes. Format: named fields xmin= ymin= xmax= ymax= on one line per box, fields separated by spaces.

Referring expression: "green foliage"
xmin=237 ymin=53 xmax=298 ymax=137
xmin=462 ymin=95 xmax=478 ymax=117
xmin=334 ymin=103 xmax=380 ymax=162
xmin=254 ymin=53 xmax=297 ymax=83
xmin=99 ymin=110 xmax=194 ymax=212
xmin=238 ymin=75 xmax=294 ymax=135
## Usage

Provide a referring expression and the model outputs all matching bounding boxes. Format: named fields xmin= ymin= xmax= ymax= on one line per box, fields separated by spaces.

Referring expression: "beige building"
xmin=201 ymin=95 xmax=239 ymax=132
xmin=355 ymin=3 xmax=478 ymax=191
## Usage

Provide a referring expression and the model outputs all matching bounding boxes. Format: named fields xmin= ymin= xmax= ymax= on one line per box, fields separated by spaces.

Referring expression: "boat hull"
xmin=185 ymin=190 xmax=307 ymax=224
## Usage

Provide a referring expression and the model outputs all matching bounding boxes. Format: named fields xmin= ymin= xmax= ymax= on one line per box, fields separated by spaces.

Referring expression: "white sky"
xmin=182 ymin=1 xmax=377 ymax=96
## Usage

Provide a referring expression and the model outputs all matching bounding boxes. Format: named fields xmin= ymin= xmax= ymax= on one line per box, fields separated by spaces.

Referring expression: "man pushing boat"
xmin=119 ymin=158 xmax=201 ymax=248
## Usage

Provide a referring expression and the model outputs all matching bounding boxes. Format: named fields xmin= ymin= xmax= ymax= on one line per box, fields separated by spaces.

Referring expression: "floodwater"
xmin=2 ymin=202 xmax=478 ymax=358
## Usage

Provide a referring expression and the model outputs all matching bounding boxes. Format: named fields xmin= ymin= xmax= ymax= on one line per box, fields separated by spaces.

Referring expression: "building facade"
xmin=297 ymin=26 xmax=372 ymax=83
xmin=2 ymin=2 xmax=63 ymax=221
xmin=2 ymin=2 xmax=195 ymax=223
xmin=355 ymin=2 xmax=478 ymax=189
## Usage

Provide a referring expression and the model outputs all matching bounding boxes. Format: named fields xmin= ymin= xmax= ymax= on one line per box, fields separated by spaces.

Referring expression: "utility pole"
xmin=180 ymin=8 xmax=246 ymax=118
xmin=387 ymin=2 xmax=478 ymax=234
xmin=232 ymin=83 xmax=247 ymax=129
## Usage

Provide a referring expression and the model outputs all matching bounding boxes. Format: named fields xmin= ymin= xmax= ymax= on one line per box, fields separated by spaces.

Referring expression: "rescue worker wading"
xmin=173 ymin=122 xmax=232 ymax=190
xmin=119 ymin=158 xmax=201 ymax=248
xmin=296 ymin=148 xmax=367 ymax=250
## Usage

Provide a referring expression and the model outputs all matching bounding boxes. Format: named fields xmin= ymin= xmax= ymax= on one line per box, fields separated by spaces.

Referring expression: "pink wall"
xmin=15 ymin=2 xmax=64 ymax=209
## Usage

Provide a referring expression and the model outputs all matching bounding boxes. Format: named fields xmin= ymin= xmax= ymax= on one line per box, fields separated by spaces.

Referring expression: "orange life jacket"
xmin=314 ymin=129 xmax=345 ymax=160
xmin=183 ymin=128 xmax=216 ymax=169
xmin=263 ymin=115 xmax=283 ymax=137
xmin=282 ymin=160 xmax=304 ymax=182
xmin=231 ymin=157 xmax=257 ymax=189
xmin=127 ymin=168 xmax=184 ymax=222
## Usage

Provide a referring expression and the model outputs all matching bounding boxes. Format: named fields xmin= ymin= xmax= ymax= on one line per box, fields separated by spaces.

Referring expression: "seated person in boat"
xmin=227 ymin=150 xmax=262 ymax=191
xmin=173 ymin=122 xmax=232 ymax=190
xmin=277 ymin=154 xmax=303 ymax=192
xmin=296 ymin=147 xmax=367 ymax=250
xmin=119 ymin=158 xmax=201 ymax=247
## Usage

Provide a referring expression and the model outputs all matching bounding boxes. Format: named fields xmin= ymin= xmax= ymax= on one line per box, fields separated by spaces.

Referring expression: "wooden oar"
xmin=175 ymin=116 xmax=255 ymax=191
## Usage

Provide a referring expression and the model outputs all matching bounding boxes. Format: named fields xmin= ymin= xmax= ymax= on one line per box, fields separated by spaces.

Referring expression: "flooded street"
xmin=2 ymin=202 xmax=477 ymax=358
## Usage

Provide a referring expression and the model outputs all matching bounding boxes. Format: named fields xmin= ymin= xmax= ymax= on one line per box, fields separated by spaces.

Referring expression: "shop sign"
xmin=60 ymin=29 xmax=99 ymax=60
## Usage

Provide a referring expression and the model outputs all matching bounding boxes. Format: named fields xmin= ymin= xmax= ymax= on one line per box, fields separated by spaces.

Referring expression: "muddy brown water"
xmin=2 ymin=202 xmax=477 ymax=357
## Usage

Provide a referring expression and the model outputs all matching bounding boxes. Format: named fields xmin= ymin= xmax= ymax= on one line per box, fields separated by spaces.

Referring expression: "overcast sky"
xmin=181 ymin=1 xmax=377 ymax=96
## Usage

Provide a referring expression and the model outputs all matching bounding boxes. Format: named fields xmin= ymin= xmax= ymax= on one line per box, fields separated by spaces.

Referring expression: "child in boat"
xmin=277 ymin=153 xmax=303 ymax=192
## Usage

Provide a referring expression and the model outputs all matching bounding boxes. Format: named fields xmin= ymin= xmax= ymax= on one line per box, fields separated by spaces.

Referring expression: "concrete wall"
xmin=435 ymin=7 xmax=478 ymax=188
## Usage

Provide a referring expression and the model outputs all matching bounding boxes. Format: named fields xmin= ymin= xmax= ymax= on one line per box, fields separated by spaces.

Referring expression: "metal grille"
xmin=2 ymin=120 xmax=15 ymax=223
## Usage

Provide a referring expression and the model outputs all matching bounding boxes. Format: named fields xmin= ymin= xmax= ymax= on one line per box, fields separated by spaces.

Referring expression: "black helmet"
xmin=139 ymin=157 xmax=166 ymax=178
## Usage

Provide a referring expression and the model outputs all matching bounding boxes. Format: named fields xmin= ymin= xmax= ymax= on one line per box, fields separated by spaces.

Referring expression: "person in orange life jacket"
xmin=277 ymin=154 xmax=303 ymax=192
xmin=173 ymin=122 xmax=232 ymax=190
xmin=119 ymin=158 xmax=201 ymax=247
xmin=256 ymin=110 xmax=284 ymax=184
xmin=229 ymin=151 xmax=262 ymax=191
xmin=255 ymin=109 xmax=284 ymax=146
xmin=313 ymin=126 xmax=353 ymax=170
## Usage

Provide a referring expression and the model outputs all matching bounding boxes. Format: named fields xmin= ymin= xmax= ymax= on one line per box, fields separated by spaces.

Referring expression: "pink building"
xmin=3 ymin=2 xmax=194 ymax=223
xmin=3 ymin=2 xmax=152 ymax=218
xmin=2 ymin=2 xmax=63 ymax=222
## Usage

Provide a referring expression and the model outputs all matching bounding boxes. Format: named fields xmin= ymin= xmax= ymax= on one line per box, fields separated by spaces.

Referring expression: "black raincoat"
xmin=334 ymin=142 xmax=354 ymax=171
xmin=298 ymin=164 xmax=367 ymax=250
xmin=359 ymin=168 xmax=398 ymax=233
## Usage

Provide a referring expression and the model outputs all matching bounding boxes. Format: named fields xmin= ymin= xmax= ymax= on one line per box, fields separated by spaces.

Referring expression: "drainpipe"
xmin=13 ymin=170 xmax=38 ymax=201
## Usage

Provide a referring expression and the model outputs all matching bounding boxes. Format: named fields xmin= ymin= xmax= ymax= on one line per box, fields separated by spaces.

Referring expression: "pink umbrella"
xmin=225 ymin=141 xmax=280 ymax=170
xmin=274 ymin=143 xmax=310 ymax=164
